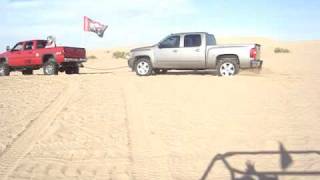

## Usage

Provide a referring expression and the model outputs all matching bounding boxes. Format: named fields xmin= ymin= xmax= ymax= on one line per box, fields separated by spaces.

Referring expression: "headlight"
xmin=127 ymin=52 xmax=133 ymax=59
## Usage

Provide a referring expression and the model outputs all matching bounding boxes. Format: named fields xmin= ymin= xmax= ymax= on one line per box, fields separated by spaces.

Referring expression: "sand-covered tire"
xmin=65 ymin=66 xmax=79 ymax=75
xmin=43 ymin=58 xmax=58 ymax=75
xmin=0 ymin=63 xmax=10 ymax=76
xmin=22 ymin=69 xmax=33 ymax=75
xmin=135 ymin=58 xmax=153 ymax=76
xmin=217 ymin=59 xmax=239 ymax=76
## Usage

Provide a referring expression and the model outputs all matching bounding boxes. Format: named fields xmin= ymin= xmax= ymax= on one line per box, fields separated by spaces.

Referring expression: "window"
xmin=37 ymin=41 xmax=47 ymax=49
xmin=206 ymin=34 xmax=216 ymax=46
xmin=24 ymin=41 xmax=34 ymax=50
xmin=160 ymin=36 xmax=180 ymax=48
xmin=12 ymin=43 xmax=23 ymax=51
xmin=184 ymin=34 xmax=202 ymax=47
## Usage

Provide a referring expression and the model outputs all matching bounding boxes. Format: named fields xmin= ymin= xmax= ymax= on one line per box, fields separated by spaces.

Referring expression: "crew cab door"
xmin=22 ymin=41 xmax=35 ymax=66
xmin=154 ymin=35 xmax=181 ymax=68
xmin=7 ymin=42 xmax=24 ymax=67
xmin=154 ymin=34 xmax=206 ymax=69
xmin=32 ymin=40 xmax=47 ymax=65
xmin=179 ymin=34 xmax=206 ymax=68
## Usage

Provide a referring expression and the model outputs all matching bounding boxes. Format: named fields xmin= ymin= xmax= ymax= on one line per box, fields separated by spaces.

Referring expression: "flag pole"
xmin=82 ymin=28 xmax=85 ymax=48
xmin=82 ymin=16 xmax=85 ymax=48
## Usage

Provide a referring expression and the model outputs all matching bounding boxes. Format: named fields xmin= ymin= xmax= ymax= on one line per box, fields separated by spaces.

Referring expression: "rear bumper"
xmin=64 ymin=58 xmax=87 ymax=63
xmin=250 ymin=60 xmax=263 ymax=68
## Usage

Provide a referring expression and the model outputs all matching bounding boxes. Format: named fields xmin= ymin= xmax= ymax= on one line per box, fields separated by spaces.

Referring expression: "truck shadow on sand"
xmin=200 ymin=143 xmax=320 ymax=180
xmin=158 ymin=70 xmax=219 ymax=76
xmin=78 ymin=72 xmax=113 ymax=75
xmin=156 ymin=69 xmax=264 ymax=76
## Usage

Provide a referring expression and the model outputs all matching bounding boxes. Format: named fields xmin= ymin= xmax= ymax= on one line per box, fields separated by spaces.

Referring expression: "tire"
xmin=43 ymin=58 xmax=58 ymax=75
xmin=0 ymin=63 xmax=10 ymax=76
xmin=134 ymin=58 xmax=153 ymax=76
xmin=22 ymin=69 xmax=33 ymax=75
xmin=73 ymin=66 xmax=79 ymax=74
xmin=65 ymin=66 xmax=79 ymax=75
xmin=216 ymin=58 xmax=240 ymax=76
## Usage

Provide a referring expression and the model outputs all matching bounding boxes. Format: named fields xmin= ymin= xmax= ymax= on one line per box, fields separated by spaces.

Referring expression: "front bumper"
xmin=250 ymin=60 xmax=263 ymax=68
xmin=64 ymin=58 xmax=87 ymax=63
xmin=128 ymin=58 xmax=134 ymax=70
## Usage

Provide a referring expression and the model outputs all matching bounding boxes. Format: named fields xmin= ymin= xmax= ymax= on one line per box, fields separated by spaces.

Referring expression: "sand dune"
xmin=0 ymin=38 xmax=320 ymax=180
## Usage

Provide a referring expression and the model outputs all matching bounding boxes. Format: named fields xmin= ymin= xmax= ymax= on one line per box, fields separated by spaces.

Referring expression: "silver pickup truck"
xmin=128 ymin=32 xmax=263 ymax=76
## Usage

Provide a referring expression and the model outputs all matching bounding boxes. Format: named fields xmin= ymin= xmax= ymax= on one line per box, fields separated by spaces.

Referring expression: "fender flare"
xmin=133 ymin=55 xmax=152 ymax=66
xmin=215 ymin=54 xmax=240 ymax=66
xmin=41 ymin=54 xmax=56 ymax=64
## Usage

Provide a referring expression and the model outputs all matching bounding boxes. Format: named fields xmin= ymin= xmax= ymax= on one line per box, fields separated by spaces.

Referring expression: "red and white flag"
xmin=84 ymin=16 xmax=108 ymax=38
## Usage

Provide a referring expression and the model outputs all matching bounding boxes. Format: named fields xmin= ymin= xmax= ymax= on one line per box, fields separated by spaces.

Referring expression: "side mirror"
xmin=158 ymin=44 xmax=163 ymax=49
xmin=6 ymin=46 xmax=10 ymax=51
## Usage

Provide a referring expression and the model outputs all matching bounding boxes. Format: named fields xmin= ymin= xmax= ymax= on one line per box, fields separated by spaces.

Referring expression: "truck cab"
xmin=0 ymin=40 xmax=86 ymax=76
xmin=154 ymin=33 xmax=210 ymax=69
xmin=5 ymin=40 xmax=48 ymax=67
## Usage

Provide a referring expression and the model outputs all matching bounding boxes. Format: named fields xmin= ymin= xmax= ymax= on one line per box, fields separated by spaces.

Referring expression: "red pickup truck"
xmin=0 ymin=40 xmax=87 ymax=76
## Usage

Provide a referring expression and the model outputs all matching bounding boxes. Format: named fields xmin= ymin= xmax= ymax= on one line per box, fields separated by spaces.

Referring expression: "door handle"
xmin=173 ymin=50 xmax=178 ymax=53
xmin=195 ymin=49 xmax=200 ymax=52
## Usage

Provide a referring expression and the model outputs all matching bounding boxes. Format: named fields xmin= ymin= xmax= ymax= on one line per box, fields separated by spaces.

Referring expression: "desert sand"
xmin=0 ymin=38 xmax=320 ymax=180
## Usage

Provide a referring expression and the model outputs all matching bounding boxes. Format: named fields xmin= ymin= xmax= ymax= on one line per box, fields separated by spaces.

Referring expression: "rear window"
xmin=206 ymin=34 xmax=216 ymax=45
xmin=184 ymin=34 xmax=202 ymax=47
xmin=37 ymin=41 xmax=47 ymax=49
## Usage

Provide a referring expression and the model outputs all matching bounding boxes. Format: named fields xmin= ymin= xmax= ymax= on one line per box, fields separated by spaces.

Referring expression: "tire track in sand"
xmin=120 ymin=80 xmax=172 ymax=180
xmin=120 ymin=88 xmax=136 ymax=180
xmin=0 ymin=80 xmax=79 ymax=180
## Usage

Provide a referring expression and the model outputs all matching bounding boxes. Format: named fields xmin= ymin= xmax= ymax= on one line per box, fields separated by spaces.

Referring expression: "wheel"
xmin=217 ymin=59 xmax=239 ymax=76
xmin=134 ymin=58 xmax=153 ymax=76
xmin=65 ymin=66 xmax=79 ymax=75
xmin=43 ymin=58 xmax=58 ymax=75
xmin=0 ymin=63 xmax=10 ymax=76
xmin=22 ymin=69 xmax=33 ymax=75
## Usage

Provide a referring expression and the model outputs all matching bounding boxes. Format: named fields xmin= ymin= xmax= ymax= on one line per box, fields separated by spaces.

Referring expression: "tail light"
xmin=250 ymin=48 xmax=257 ymax=60
xmin=61 ymin=49 xmax=65 ymax=56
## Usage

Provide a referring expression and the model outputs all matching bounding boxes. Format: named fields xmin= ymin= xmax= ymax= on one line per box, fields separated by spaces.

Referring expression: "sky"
xmin=0 ymin=0 xmax=320 ymax=49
